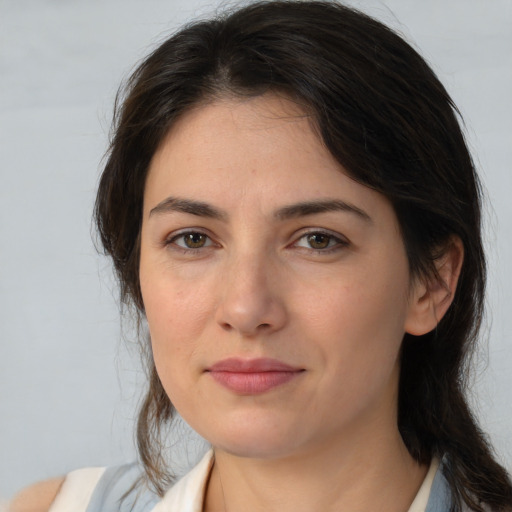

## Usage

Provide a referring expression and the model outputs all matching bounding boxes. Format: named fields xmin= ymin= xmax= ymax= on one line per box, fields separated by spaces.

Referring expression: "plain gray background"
xmin=1 ymin=0 xmax=511 ymax=503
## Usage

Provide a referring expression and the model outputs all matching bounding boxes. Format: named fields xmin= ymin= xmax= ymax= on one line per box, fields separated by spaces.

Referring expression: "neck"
xmin=204 ymin=425 xmax=427 ymax=512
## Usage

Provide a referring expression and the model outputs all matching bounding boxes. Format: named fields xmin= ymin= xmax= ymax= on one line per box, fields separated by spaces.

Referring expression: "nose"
xmin=215 ymin=253 xmax=287 ymax=337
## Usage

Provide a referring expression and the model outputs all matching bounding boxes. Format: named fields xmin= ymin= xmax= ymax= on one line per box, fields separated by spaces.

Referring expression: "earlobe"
xmin=404 ymin=237 xmax=464 ymax=336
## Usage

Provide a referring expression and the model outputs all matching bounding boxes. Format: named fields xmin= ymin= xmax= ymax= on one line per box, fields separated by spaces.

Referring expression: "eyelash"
xmin=292 ymin=230 xmax=349 ymax=254
xmin=164 ymin=229 xmax=349 ymax=254
xmin=165 ymin=230 xmax=215 ymax=254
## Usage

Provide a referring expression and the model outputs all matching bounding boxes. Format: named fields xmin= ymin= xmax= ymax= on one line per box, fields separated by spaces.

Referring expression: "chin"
xmin=196 ymin=414 xmax=306 ymax=460
xmin=215 ymin=436 xmax=299 ymax=460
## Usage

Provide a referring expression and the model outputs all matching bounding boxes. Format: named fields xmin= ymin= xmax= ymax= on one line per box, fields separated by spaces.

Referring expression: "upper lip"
xmin=206 ymin=357 xmax=302 ymax=373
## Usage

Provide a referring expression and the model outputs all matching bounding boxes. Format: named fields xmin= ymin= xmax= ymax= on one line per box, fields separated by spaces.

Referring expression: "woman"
xmin=11 ymin=1 xmax=512 ymax=511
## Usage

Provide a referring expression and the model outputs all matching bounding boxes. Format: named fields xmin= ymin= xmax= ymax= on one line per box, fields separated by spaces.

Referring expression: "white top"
xmin=47 ymin=450 xmax=442 ymax=512
xmin=47 ymin=467 xmax=106 ymax=512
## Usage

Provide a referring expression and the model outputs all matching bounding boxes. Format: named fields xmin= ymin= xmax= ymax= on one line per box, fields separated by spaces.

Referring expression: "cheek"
xmin=299 ymin=259 xmax=409 ymax=339
xmin=140 ymin=265 xmax=215 ymax=377
xmin=298 ymin=259 xmax=410 ymax=379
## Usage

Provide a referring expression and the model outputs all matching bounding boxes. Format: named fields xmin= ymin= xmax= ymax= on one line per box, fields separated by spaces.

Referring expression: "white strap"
xmin=48 ymin=467 xmax=106 ymax=512
xmin=152 ymin=450 xmax=214 ymax=512
xmin=407 ymin=458 xmax=440 ymax=512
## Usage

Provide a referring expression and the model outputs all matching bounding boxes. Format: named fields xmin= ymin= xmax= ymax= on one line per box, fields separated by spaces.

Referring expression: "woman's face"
xmin=140 ymin=94 xmax=421 ymax=459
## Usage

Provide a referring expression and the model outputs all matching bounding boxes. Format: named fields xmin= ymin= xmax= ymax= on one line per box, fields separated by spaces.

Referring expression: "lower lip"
xmin=208 ymin=371 xmax=302 ymax=394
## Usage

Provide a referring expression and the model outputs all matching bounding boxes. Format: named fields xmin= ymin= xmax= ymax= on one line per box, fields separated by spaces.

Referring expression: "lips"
xmin=206 ymin=357 xmax=304 ymax=394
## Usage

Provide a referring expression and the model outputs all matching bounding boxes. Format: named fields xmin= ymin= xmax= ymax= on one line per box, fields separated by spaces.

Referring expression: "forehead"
xmin=153 ymin=94 xmax=320 ymax=164
xmin=144 ymin=94 xmax=393 ymax=223
xmin=148 ymin=94 xmax=321 ymax=176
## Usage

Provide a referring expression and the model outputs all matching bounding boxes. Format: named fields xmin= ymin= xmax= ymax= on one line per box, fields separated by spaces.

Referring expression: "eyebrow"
xmin=274 ymin=199 xmax=372 ymax=223
xmin=149 ymin=197 xmax=371 ymax=223
xmin=149 ymin=197 xmax=228 ymax=221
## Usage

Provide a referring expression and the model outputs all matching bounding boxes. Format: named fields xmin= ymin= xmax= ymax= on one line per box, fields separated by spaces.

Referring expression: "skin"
xmin=139 ymin=94 xmax=462 ymax=512
xmin=9 ymin=478 xmax=64 ymax=512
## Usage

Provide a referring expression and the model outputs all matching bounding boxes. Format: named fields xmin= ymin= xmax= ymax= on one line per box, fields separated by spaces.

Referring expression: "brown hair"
xmin=95 ymin=2 xmax=512 ymax=510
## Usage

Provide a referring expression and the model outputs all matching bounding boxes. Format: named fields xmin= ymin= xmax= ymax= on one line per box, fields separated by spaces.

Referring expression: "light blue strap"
xmin=85 ymin=462 xmax=160 ymax=512
xmin=425 ymin=466 xmax=452 ymax=512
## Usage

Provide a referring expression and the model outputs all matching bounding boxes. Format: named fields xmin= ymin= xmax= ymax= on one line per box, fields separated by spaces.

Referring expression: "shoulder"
xmin=9 ymin=477 xmax=65 ymax=512
xmin=9 ymin=463 xmax=157 ymax=512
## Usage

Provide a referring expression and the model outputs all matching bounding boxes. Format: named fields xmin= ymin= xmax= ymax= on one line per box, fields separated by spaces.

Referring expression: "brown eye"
xmin=294 ymin=231 xmax=347 ymax=252
xmin=184 ymin=233 xmax=207 ymax=248
xmin=307 ymin=233 xmax=332 ymax=249
xmin=171 ymin=231 xmax=213 ymax=250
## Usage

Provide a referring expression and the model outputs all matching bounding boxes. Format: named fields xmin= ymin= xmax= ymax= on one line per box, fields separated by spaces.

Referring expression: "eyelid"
xmin=292 ymin=228 xmax=349 ymax=252
xmin=164 ymin=228 xmax=218 ymax=251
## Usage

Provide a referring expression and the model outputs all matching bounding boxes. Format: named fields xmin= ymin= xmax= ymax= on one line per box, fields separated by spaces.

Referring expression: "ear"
xmin=404 ymin=237 xmax=464 ymax=336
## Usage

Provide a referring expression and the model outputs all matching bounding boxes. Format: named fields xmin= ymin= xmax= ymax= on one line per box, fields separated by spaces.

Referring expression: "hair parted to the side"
xmin=94 ymin=1 xmax=512 ymax=510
